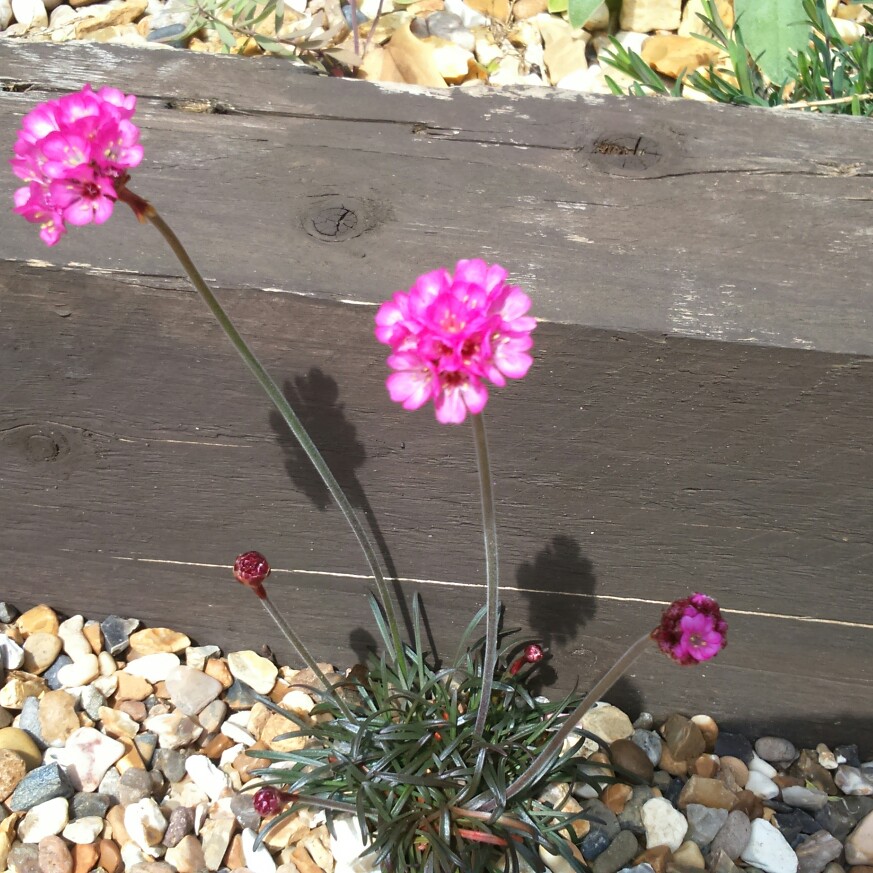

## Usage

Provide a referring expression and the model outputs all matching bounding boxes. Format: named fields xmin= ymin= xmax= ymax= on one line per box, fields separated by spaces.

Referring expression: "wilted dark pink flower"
xmin=375 ymin=260 xmax=535 ymax=424
xmin=233 ymin=551 xmax=271 ymax=600
xmin=10 ymin=84 xmax=143 ymax=245
xmin=651 ymin=593 xmax=727 ymax=666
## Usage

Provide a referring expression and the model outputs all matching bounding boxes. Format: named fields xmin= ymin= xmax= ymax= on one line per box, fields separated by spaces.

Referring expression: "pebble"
xmin=579 ymin=703 xmax=634 ymax=744
xmin=124 ymin=797 xmax=167 ymax=855
xmin=227 ymin=650 xmax=278 ymax=695
xmin=0 ymin=748 xmax=27 ymax=800
xmin=756 ymin=736 xmax=798 ymax=764
xmin=37 ymin=834 xmax=72 ymax=873
xmin=0 ymin=726 xmax=42 ymax=770
xmin=129 ymin=628 xmax=191 ymax=656
xmin=685 ymin=802 xmax=728 ymax=847
xmin=55 ymin=655 xmax=99 ymax=688
xmin=16 ymin=606 xmax=60 ymax=637
xmin=19 ymin=796 xmax=70 ymax=843
xmin=100 ymin=616 xmax=140 ymax=656
xmin=8 ymin=763 xmax=73 ymax=811
xmin=39 ymin=691 xmax=79 ymax=748
xmin=710 ymin=809 xmax=752 ymax=860
xmin=163 ymin=805 xmax=194 ymax=848
xmin=60 ymin=727 xmax=124 ymax=792
xmin=57 ymin=616 xmax=93 ymax=662
xmin=0 ymin=634 xmax=26 ymax=669
xmin=184 ymin=753 xmax=228 ymax=801
xmin=641 ymin=796 xmax=687 ymax=851
xmin=165 ymin=665 xmax=222 ymax=716
xmin=740 ymin=817 xmax=799 ymax=873
xmin=22 ymin=633 xmax=63 ymax=675
xmin=61 ymin=815 xmax=103 ymax=843
xmin=123 ymin=653 xmax=180 ymax=683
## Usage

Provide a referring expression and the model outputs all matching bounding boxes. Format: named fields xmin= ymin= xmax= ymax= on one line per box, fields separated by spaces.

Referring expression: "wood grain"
xmin=2 ymin=44 xmax=872 ymax=749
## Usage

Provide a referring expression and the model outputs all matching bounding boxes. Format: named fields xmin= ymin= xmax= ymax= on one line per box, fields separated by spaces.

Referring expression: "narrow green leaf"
xmin=734 ymin=0 xmax=811 ymax=84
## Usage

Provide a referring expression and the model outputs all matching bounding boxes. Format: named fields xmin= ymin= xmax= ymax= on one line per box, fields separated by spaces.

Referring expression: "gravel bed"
xmin=0 ymin=601 xmax=872 ymax=873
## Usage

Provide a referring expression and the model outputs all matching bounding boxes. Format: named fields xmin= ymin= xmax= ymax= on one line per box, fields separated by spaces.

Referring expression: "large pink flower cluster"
xmin=375 ymin=260 xmax=536 ymax=424
xmin=11 ymin=84 xmax=143 ymax=246
xmin=651 ymin=593 xmax=728 ymax=666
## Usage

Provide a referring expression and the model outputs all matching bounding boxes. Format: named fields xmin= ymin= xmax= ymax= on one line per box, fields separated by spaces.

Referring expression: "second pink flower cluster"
xmin=10 ymin=85 xmax=143 ymax=246
xmin=375 ymin=259 xmax=536 ymax=424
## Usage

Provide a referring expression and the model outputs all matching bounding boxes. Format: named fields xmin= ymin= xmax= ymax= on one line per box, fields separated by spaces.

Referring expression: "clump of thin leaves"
xmin=603 ymin=0 xmax=873 ymax=115
xmin=249 ymin=596 xmax=618 ymax=873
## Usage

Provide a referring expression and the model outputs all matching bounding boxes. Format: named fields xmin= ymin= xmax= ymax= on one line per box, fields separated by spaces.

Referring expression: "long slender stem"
xmin=261 ymin=592 xmax=355 ymax=721
xmin=130 ymin=197 xmax=407 ymax=670
xmin=471 ymin=413 xmax=499 ymax=736
xmin=482 ymin=633 xmax=653 ymax=809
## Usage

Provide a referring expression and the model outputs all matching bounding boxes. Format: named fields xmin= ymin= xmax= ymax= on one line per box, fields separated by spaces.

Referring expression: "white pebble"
xmin=63 ymin=816 xmax=104 ymax=844
xmin=123 ymin=652 xmax=180 ymax=682
xmin=641 ymin=796 xmax=688 ymax=852
xmin=746 ymin=770 xmax=780 ymax=800
xmin=221 ymin=721 xmax=255 ymax=745
xmin=61 ymin=727 xmax=125 ymax=792
xmin=19 ymin=796 xmax=69 ymax=843
xmin=740 ymin=818 xmax=798 ymax=873
xmin=56 ymin=655 xmax=99 ymax=687
xmin=58 ymin=615 xmax=93 ymax=661
xmin=0 ymin=635 xmax=25 ymax=669
xmin=242 ymin=827 xmax=277 ymax=873
xmin=124 ymin=797 xmax=168 ymax=856
xmin=748 ymin=753 xmax=778 ymax=778
xmin=185 ymin=753 xmax=230 ymax=801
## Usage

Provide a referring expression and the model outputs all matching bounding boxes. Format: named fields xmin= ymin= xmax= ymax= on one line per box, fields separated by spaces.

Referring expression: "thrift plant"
xmin=11 ymin=85 xmax=729 ymax=873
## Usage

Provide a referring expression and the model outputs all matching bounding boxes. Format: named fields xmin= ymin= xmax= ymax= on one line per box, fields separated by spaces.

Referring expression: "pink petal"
xmin=460 ymin=378 xmax=488 ymax=414
xmin=493 ymin=336 xmax=533 ymax=380
xmin=434 ymin=387 xmax=467 ymax=424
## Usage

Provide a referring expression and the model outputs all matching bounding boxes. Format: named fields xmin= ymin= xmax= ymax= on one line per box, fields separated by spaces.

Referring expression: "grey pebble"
xmin=43 ymin=654 xmax=72 ymax=691
xmin=632 ymin=712 xmax=654 ymax=730
xmin=795 ymin=830 xmax=842 ymax=873
xmin=631 ymin=729 xmax=661 ymax=768
xmin=582 ymin=799 xmax=621 ymax=839
xmin=0 ymin=603 xmax=19 ymax=623
xmin=8 ymin=762 xmax=73 ymax=811
xmin=709 ymin=809 xmax=751 ymax=861
xmin=80 ymin=685 xmax=107 ymax=722
xmin=686 ymin=803 xmax=728 ymax=848
xmin=118 ymin=767 xmax=155 ymax=805
xmin=783 ymin=784 xmax=830 ymax=811
xmin=71 ymin=792 xmax=112 ymax=819
xmin=163 ymin=805 xmax=194 ymax=848
xmin=591 ymin=829 xmax=638 ymax=873
xmin=100 ymin=615 xmax=140 ymax=655
xmin=18 ymin=696 xmax=45 ymax=749
xmin=231 ymin=791 xmax=261 ymax=830
xmin=153 ymin=748 xmax=188 ymax=783
xmin=755 ymin=735 xmax=797 ymax=764
xmin=97 ymin=767 xmax=121 ymax=805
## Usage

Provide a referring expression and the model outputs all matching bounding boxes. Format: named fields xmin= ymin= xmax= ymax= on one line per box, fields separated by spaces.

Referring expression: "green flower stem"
xmin=471 ymin=413 xmax=499 ymax=737
xmin=487 ymin=632 xmax=653 ymax=809
xmin=262 ymin=592 xmax=355 ymax=721
xmin=137 ymin=201 xmax=407 ymax=675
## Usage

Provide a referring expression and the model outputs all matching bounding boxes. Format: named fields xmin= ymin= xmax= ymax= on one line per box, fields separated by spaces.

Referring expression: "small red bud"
xmin=234 ymin=551 xmax=270 ymax=599
xmin=253 ymin=786 xmax=283 ymax=816
xmin=523 ymin=643 xmax=544 ymax=664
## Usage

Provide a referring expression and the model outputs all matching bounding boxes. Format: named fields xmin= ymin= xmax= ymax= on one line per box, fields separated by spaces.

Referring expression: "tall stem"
xmin=261 ymin=592 xmax=355 ymax=721
xmin=129 ymin=196 xmax=406 ymax=671
xmin=472 ymin=413 xmax=499 ymax=736
xmin=483 ymin=633 xmax=653 ymax=809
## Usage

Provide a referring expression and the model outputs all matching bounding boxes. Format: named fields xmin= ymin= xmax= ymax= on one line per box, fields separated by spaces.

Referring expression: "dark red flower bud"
xmin=509 ymin=643 xmax=545 ymax=676
xmin=233 ymin=551 xmax=270 ymax=600
xmin=253 ymin=786 xmax=284 ymax=817
xmin=523 ymin=644 xmax=544 ymax=664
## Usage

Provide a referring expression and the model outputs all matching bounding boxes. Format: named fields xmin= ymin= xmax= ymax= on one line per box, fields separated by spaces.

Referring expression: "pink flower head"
xmin=375 ymin=260 xmax=535 ymax=424
xmin=10 ymin=84 xmax=143 ymax=246
xmin=509 ymin=642 xmax=545 ymax=676
xmin=651 ymin=593 xmax=728 ymax=666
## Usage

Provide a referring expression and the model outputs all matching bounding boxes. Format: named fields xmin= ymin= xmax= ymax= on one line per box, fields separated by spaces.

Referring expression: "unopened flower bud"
xmin=509 ymin=642 xmax=545 ymax=676
xmin=252 ymin=786 xmax=292 ymax=816
xmin=233 ymin=551 xmax=270 ymax=600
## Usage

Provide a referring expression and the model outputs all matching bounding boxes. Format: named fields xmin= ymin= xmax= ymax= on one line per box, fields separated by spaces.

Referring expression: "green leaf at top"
xmin=567 ymin=0 xmax=604 ymax=29
xmin=734 ymin=0 xmax=811 ymax=84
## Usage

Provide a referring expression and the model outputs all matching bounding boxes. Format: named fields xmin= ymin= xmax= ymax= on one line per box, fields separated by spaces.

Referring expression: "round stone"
xmin=226 ymin=651 xmax=278 ymax=695
xmin=0 ymin=748 xmax=26 ymax=801
xmin=610 ymin=738 xmax=654 ymax=784
xmin=37 ymin=834 xmax=72 ymax=873
xmin=0 ymin=726 xmax=42 ymax=770
xmin=22 ymin=633 xmax=62 ymax=675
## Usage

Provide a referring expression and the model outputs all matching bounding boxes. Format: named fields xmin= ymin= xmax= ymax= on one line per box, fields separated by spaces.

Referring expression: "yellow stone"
xmin=22 ymin=633 xmax=63 ymax=675
xmin=114 ymin=672 xmax=153 ymax=701
xmin=0 ymin=727 xmax=42 ymax=770
xmin=640 ymin=34 xmax=722 ymax=80
xmin=260 ymin=712 xmax=308 ymax=753
xmin=204 ymin=659 xmax=233 ymax=689
xmin=0 ymin=672 xmax=46 ymax=710
xmin=0 ymin=813 xmax=20 ymax=871
xmin=83 ymin=622 xmax=103 ymax=655
xmin=116 ymin=737 xmax=145 ymax=773
xmin=128 ymin=628 xmax=191 ymax=656
xmin=16 ymin=605 xmax=59 ymax=637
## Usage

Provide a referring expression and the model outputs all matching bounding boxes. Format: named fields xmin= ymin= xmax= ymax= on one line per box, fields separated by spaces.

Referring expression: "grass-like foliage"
xmin=252 ymin=596 xmax=615 ymax=873
xmin=604 ymin=0 xmax=873 ymax=115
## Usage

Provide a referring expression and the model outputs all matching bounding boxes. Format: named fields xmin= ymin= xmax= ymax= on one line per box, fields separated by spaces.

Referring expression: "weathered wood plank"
xmin=1 ymin=43 xmax=871 ymax=354
xmin=2 ymin=261 xmax=872 ymax=747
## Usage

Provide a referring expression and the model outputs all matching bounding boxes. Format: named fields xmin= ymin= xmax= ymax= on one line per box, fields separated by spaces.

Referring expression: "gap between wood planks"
xmin=111 ymin=555 xmax=873 ymax=631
